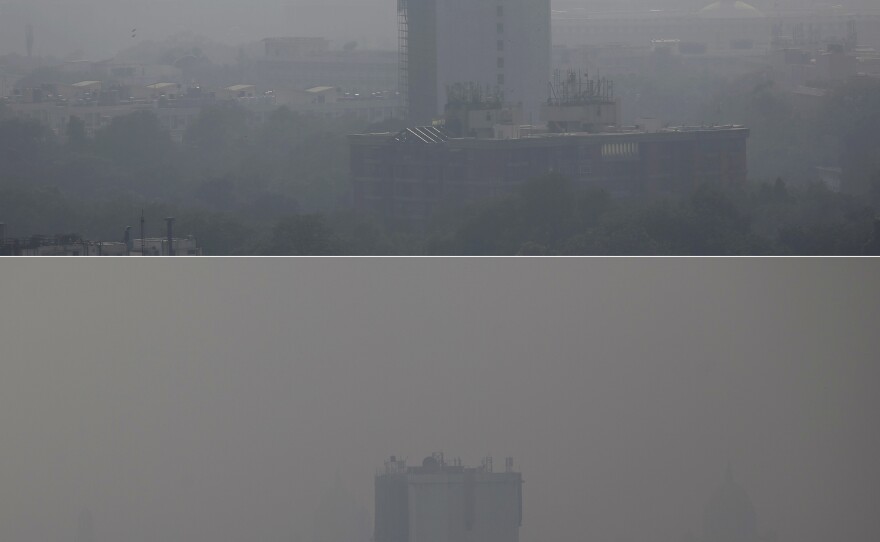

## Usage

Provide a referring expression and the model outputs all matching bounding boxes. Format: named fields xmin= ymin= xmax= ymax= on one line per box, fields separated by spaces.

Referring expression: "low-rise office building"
xmin=351 ymin=124 xmax=748 ymax=227
xmin=350 ymin=75 xmax=748 ymax=227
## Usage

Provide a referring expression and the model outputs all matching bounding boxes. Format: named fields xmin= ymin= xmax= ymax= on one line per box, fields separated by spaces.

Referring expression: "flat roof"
xmin=262 ymin=37 xmax=327 ymax=42
xmin=225 ymin=84 xmax=255 ymax=91
xmin=307 ymin=86 xmax=336 ymax=93
xmin=72 ymin=81 xmax=101 ymax=87
xmin=147 ymin=82 xmax=178 ymax=90
xmin=351 ymin=125 xmax=749 ymax=147
xmin=791 ymin=85 xmax=828 ymax=97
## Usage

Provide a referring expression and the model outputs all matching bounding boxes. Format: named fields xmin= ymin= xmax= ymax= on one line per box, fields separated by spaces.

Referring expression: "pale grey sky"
xmin=1 ymin=259 xmax=878 ymax=542
xmin=0 ymin=1 xmax=400 ymax=58
xmin=1 ymin=1 xmax=876 ymax=58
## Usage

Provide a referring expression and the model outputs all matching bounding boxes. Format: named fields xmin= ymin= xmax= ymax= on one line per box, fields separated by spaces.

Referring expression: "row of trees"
xmin=0 ymin=103 xmax=406 ymax=253
xmin=254 ymin=174 xmax=880 ymax=255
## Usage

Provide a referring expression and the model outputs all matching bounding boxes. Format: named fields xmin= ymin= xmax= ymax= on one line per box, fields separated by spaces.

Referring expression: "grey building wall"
xmin=406 ymin=0 xmax=551 ymax=124
xmin=405 ymin=0 xmax=440 ymax=125
xmin=375 ymin=460 xmax=523 ymax=542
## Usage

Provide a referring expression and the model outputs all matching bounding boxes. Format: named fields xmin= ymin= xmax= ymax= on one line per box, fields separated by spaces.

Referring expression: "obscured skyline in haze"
xmin=1 ymin=0 xmax=878 ymax=58
xmin=1 ymin=260 xmax=878 ymax=542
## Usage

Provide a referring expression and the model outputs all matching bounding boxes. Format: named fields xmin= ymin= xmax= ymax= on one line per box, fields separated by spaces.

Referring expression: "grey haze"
xmin=0 ymin=259 xmax=877 ymax=542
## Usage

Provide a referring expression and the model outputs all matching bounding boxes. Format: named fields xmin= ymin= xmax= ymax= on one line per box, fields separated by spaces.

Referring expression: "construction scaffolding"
xmin=398 ymin=0 xmax=409 ymax=114
xmin=446 ymin=82 xmax=503 ymax=110
xmin=547 ymin=70 xmax=614 ymax=106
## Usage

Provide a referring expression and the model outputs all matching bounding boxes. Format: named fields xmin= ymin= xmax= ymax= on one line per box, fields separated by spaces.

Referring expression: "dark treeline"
xmin=423 ymin=174 xmax=880 ymax=255
xmin=1 ymin=73 xmax=879 ymax=255
xmin=0 ymin=103 xmax=406 ymax=254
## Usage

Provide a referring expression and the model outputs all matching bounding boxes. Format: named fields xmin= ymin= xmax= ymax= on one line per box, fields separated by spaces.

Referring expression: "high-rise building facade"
xmin=400 ymin=0 xmax=551 ymax=124
xmin=375 ymin=455 xmax=523 ymax=542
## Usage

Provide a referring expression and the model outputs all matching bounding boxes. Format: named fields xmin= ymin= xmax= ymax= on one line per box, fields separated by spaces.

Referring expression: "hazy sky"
xmin=0 ymin=1 xmax=401 ymax=58
xmin=1 ymin=259 xmax=878 ymax=542
xmin=1 ymin=1 xmax=876 ymax=59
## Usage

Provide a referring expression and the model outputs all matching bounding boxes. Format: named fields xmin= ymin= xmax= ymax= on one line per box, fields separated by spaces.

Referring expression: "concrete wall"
xmin=407 ymin=0 xmax=550 ymax=124
xmin=408 ymin=473 xmax=466 ymax=542
xmin=375 ymin=466 xmax=523 ymax=542
xmin=471 ymin=472 xmax=522 ymax=542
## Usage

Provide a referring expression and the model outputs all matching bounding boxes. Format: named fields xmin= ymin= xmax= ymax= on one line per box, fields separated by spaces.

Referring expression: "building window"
xmin=601 ymin=142 xmax=640 ymax=161
xmin=497 ymin=73 xmax=505 ymax=85
xmin=497 ymin=23 xmax=504 ymax=34
xmin=497 ymin=40 xmax=504 ymax=52
xmin=497 ymin=6 xmax=504 ymax=17
xmin=497 ymin=57 xmax=504 ymax=69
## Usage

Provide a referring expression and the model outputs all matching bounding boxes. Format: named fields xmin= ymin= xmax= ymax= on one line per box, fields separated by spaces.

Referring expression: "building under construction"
xmin=375 ymin=455 xmax=522 ymax=542
xmin=398 ymin=0 xmax=551 ymax=124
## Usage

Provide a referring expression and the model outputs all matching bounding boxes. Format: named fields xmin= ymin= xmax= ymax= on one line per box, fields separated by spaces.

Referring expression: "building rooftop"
xmin=699 ymin=1 xmax=765 ymax=19
xmin=358 ymin=124 xmax=748 ymax=145
xmin=391 ymin=126 xmax=450 ymax=144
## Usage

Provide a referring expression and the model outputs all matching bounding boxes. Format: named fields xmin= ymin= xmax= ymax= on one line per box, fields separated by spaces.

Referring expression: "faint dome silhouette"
xmin=699 ymin=1 xmax=765 ymax=18
xmin=702 ymin=466 xmax=758 ymax=542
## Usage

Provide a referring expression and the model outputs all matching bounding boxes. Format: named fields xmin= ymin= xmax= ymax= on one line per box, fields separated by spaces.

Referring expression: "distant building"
xmin=554 ymin=2 xmax=771 ymax=55
xmin=245 ymin=41 xmax=398 ymax=94
xmin=350 ymin=74 xmax=749 ymax=227
xmin=0 ymin=223 xmax=202 ymax=256
xmin=351 ymin=125 xmax=748 ymax=227
xmin=130 ymin=237 xmax=202 ymax=256
xmin=220 ymin=84 xmax=258 ymax=100
xmin=400 ymin=0 xmax=551 ymax=124
xmin=263 ymin=37 xmax=331 ymax=59
xmin=271 ymin=87 xmax=404 ymax=123
xmin=2 ymin=82 xmax=214 ymax=142
xmin=375 ymin=455 xmax=522 ymax=542
xmin=0 ymin=236 xmax=201 ymax=256
xmin=553 ymin=2 xmax=880 ymax=60
xmin=140 ymin=82 xmax=182 ymax=100
xmin=702 ymin=467 xmax=758 ymax=542
xmin=0 ymin=68 xmax=17 ymax=99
